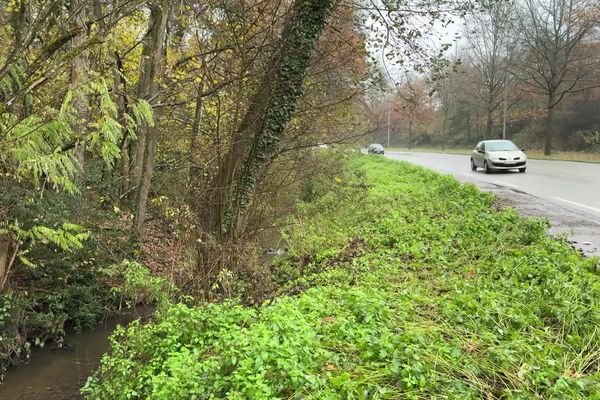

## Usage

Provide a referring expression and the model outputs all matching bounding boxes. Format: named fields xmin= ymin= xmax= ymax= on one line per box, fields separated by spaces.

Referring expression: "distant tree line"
xmin=372 ymin=0 xmax=600 ymax=155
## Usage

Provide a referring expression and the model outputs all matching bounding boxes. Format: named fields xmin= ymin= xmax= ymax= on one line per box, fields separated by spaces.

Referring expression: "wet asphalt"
xmin=385 ymin=151 xmax=600 ymax=257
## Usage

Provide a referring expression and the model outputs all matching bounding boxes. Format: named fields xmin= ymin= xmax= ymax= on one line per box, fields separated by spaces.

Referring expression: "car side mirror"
xmin=521 ymin=148 xmax=525 ymax=151
xmin=477 ymin=150 xmax=485 ymax=154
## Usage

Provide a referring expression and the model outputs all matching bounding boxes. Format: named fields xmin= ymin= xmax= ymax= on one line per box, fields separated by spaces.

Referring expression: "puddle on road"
xmin=0 ymin=307 xmax=153 ymax=400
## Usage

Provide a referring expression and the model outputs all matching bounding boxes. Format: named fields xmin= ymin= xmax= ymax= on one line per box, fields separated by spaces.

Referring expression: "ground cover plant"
xmin=82 ymin=155 xmax=600 ymax=399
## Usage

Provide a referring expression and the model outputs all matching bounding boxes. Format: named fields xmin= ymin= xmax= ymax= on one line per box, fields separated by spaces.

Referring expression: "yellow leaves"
xmin=4 ymin=0 xmax=19 ymax=13
xmin=171 ymin=69 xmax=187 ymax=83
xmin=465 ymin=269 xmax=476 ymax=279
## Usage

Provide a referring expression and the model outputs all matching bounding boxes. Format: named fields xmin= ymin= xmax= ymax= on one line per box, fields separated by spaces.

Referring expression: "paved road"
xmin=386 ymin=151 xmax=600 ymax=257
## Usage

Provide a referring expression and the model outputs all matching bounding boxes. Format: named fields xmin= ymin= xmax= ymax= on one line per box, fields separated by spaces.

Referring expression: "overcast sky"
xmin=370 ymin=12 xmax=465 ymax=89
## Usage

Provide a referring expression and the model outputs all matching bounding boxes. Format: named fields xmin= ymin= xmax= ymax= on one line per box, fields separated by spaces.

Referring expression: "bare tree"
xmin=515 ymin=0 xmax=600 ymax=155
xmin=465 ymin=0 xmax=517 ymax=138
xmin=434 ymin=64 xmax=460 ymax=150
xmin=397 ymin=78 xmax=433 ymax=149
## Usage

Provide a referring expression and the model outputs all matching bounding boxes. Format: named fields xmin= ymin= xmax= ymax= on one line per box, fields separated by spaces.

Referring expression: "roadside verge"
xmin=83 ymin=155 xmax=600 ymax=399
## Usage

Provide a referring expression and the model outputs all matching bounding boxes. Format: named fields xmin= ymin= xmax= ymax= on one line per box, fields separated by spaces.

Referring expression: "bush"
xmin=0 ymin=171 xmax=168 ymax=373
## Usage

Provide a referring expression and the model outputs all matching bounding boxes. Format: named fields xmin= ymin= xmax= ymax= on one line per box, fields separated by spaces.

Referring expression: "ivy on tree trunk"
xmin=204 ymin=0 xmax=335 ymax=241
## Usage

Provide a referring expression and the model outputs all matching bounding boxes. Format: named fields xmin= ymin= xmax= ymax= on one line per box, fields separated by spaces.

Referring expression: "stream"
xmin=0 ymin=307 xmax=153 ymax=400
xmin=0 ymin=229 xmax=286 ymax=399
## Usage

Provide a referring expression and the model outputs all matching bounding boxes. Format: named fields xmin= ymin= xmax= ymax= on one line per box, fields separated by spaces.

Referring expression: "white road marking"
xmin=492 ymin=180 xmax=520 ymax=190
xmin=554 ymin=197 xmax=600 ymax=216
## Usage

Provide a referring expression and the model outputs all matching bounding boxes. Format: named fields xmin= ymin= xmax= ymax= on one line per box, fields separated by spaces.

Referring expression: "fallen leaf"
xmin=324 ymin=363 xmax=337 ymax=371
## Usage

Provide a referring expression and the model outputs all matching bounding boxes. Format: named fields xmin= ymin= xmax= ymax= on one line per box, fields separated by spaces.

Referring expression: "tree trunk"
xmin=0 ymin=235 xmax=9 ymax=291
xmin=0 ymin=235 xmax=18 ymax=292
xmin=195 ymin=0 xmax=334 ymax=286
xmin=467 ymin=113 xmax=471 ymax=142
xmin=189 ymin=77 xmax=206 ymax=183
xmin=8 ymin=1 xmax=31 ymax=116
xmin=408 ymin=120 xmax=412 ymax=150
xmin=135 ymin=125 xmax=159 ymax=233
xmin=132 ymin=1 xmax=171 ymax=234
xmin=441 ymin=111 xmax=448 ymax=151
xmin=502 ymin=81 xmax=508 ymax=140
xmin=9 ymin=1 xmax=27 ymax=45
xmin=485 ymin=105 xmax=493 ymax=139
xmin=112 ymin=52 xmax=131 ymax=200
xmin=201 ymin=0 xmax=334 ymax=239
xmin=69 ymin=0 xmax=89 ymax=182
xmin=544 ymin=96 xmax=555 ymax=156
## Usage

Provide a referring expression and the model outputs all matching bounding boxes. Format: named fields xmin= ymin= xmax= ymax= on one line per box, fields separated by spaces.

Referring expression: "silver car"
xmin=471 ymin=140 xmax=527 ymax=173
xmin=367 ymin=143 xmax=385 ymax=155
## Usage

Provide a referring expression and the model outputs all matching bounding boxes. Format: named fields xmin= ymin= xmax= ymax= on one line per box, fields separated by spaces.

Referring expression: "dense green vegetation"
xmin=0 ymin=0 xmax=372 ymax=366
xmin=2 ymin=0 xmax=598 ymax=393
xmin=83 ymin=156 xmax=600 ymax=399
xmin=0 ymin=161 xmax=172 ymax=371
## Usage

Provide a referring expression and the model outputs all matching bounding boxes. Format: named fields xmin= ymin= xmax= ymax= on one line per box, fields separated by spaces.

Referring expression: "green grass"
xmin=82 ymin=156 xmax=600 ymax=399
xmin=390 ymin=146 xmax=600 ymax=163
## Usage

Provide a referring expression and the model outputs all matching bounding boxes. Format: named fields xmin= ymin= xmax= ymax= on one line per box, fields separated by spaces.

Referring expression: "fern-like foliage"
xmin=124 ymin=98 xmax=154 ymax=141
xmin=0 ymin=62 xmax=26 ymax=101
xmin=0 ymin=78 xmax=155 ymax=192
xmin=1 ymin=105 xmax=78 ymax=193
xmin=0 ymin=77 xmax=154 ymax=259
xmin=6 ymin=221 xmax=90 ymax=267
xmin=86 ymin=79 xmax=124 ymax=169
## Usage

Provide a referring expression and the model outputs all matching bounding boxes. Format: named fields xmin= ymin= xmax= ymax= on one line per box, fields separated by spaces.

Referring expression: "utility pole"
xmin=387 ymin=99 xmax=391 ymax=147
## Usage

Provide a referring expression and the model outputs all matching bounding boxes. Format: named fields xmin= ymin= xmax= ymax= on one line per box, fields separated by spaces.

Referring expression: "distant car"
xmin=471 ymin=140 xmax=527 ymax=173
xmin=367 ymin=143 xmax=385 ymax=155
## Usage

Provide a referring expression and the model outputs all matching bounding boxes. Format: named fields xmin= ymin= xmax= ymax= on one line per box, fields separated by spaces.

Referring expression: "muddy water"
xmin=0 ymin=308 xmax=152 ymax=400
xmin=0 ymin=231 xmax=286 ymax=400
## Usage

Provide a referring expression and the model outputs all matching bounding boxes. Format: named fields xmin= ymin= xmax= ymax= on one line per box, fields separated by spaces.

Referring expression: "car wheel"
xmin=519 ymin=167 xmax=526 ymax=173
xmin=484 ymin=161 xmax=491 ymax=174
xmin=470 ymin=158 xmax=477 ymax=171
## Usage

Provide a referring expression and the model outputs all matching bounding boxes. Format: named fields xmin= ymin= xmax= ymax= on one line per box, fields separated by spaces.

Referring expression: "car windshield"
xmin=486 ymin=141 xmax=519 ymax=151
xmin=370 ymin=144 xmax=383 ymax=149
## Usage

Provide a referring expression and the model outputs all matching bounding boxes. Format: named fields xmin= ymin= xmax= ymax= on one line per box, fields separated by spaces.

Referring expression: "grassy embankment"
xmin=83 ymin=155 xmax=600 ymax=399
xmin=390 ymin=146 xmax=600 ymax=163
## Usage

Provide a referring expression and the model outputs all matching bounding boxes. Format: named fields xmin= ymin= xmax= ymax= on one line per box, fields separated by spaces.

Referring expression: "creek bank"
xmin=0 ymin=307 xmax=153 ymax=400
